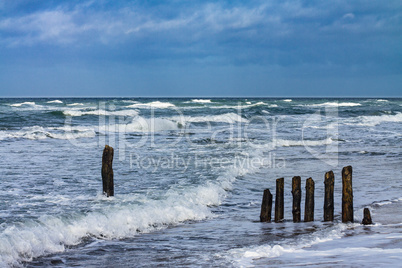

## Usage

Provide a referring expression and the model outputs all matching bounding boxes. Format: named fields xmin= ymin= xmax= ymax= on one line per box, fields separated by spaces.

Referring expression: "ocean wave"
xmin=46 ymin=100 xmax=63 ymax=104
xmin=67 ymin=103 xmax=84 ymax=106
xmin=172 ymin=112 xmax=249 ymax=124
xmin=9 ymin=102 xmax=36 ymax=107
xmin=0 ymin=126 xmax=95 ymax=141
xmin=352 ymin=112 xmax=402 ymax=127
xmin=63 ymin=109 xmax=139 ymax=117
xmin=0 ymin=146 xmax=264 ymax=267
xmin=283 ymin=99 xmax=292 ymax=102
xmin=306 ymin=102 xmax=362 ymax=107
xmin=126 ymin=101 xmax=175 ymax=109
xmin=228 ymin=224 xmax=349 ymax=267
xmin=275 ymin=137 xmax=333 ymax=147
xmin=191 ymin=99 xmax=212 ymax=103
xmin=209 ymin=102 xmax=273 ymax=110
xmin=115 ymin=118 xmax=181 ymax=132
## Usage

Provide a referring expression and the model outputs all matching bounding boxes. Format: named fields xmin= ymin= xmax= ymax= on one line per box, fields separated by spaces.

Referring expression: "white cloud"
xmin=0 ymin=0 xmax=400 ymax=50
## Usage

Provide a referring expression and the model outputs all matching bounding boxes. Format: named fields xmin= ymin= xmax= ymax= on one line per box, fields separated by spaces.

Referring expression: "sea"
xmin=0 ymin=98 xmax=401 ymax=267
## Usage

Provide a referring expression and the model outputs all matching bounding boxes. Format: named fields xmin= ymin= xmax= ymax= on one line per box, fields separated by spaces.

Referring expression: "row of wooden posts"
xmin=101 ymin=145 xmax=372 ymax=225
xmin=260 ymin=166 xmax=372 ymax=225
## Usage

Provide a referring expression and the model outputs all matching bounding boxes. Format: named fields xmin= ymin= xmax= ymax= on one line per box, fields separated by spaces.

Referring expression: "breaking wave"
xmin=9 ymin=102 xmax=37 ymax=107
xmin=63 ymin=109 xmax=139 ymax=117
xmin=46 ymin=100 xmax=63 ymax=104
xmin=306 ymin=102 xmax=362 ymax=107
xmin=0 ymin=126 xmax=95 ymax=141
xmin=191 ymin=99 xmax=212 ymax=103
xmin=0 ymin=147 xmax=264 ymax=267
xmin=352 ymin=113 xmax=402 ymax=127
xmin=126 ymin=101 xmax=175 ymax=109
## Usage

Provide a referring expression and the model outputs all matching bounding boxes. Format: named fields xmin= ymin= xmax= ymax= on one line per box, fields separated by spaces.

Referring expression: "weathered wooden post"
xmin=260 ymin=189 xmax=273 ymax=222
xmin=324 ymin=171 xmax=334 ymax=221
xmin=342 ymin=166 xmax=353 ymax=223
xmin=102 ymin=145 xmax=114 ymax=197
xmin=361 ymin=208 xmax=372 ymax=225
xmin=304 ymin=177 xmax=315 ymax=222
xmin=292 ymin=176 xmax=301 ymax=222
xmin=275 ymin=178 xmax=284 ymax=222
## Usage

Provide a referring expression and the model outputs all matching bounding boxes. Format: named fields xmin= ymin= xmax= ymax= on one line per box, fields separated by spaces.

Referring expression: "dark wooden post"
xmin=324 ymin=171 xmax=334 ymax=221
xmin=275 ymin=178 xmax=284 ymax=223
xmin=292 ymin=176 xmax=301 ymax=222
xmin=304 ymin=177 xmax=315 ymax=222
xmin=342 ymin=166 xmax=353 ymax=223
xmin=362 ymin=208 xmax=372 ymax=225
xmin=102 ymin=145 xmax=114 ymax=197
xmin=260 ymin=189 xmax=272 ymax=222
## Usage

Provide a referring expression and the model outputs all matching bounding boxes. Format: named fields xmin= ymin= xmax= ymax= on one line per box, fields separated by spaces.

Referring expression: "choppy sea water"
xmin=0 ymin=98 xmax=401 ymax=267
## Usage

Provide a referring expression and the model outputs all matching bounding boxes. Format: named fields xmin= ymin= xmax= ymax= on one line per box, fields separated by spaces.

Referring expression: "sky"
xmin=0 ymin=0 xmax=401 ymax=97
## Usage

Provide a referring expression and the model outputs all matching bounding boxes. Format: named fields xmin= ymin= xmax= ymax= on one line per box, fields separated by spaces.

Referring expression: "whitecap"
xmin=126 ymin=101 xmax=175 ymax=109
xmin=306 ymin=102 xmax=361 ymax=107
xmin=209 ymin=102 xmax=269 ymax=109
xmin=9 ymin=102 xmax=36 ymax=107
xmin=351 ymin=112 xmax=402 ymax=127
xmin=63 ymin=109 xmax=138 ymax=117
xmin=275 ymin=137 xmax=333 ymax=147
xmin=0 ymin=126 xmax=96 ymax=141
xmin=191 ymin=99 xmax=212 ymax=103
xmin=119 ymin=118 xmax=181 ymax=132
xmin=283 ymin=99 xmax=292 ymax=102
xmin=46 ymin=100 xmax=63 ymax=104
xmin=172 ymin=112 xmax=249 ymax=124
xmin=67 ymin=103 xmax=84 ymax=106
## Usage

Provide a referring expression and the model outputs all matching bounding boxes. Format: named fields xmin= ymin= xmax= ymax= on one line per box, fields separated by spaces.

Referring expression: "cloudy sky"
xmin=0 ymin=0 xmax=401 ymax=97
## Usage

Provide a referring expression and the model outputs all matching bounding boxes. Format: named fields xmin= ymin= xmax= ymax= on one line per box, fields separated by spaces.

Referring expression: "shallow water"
xmin=0 ymin=98 xmax=401 ymax=267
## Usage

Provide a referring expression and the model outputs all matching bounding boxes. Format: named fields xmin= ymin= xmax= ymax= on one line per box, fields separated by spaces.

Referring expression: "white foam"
xmin=283 ymin=99 xmax=292 ymax=102
xmin=63 ymin=109 xmax=138 ymax=117
xmin=376 ymin=99 xmax=389 ymax=102
xmin=67 ymin=103 xmax=84 ymax=106
xmin=0 ymin=144 xmax=264 ymax=267
xmin=352 ymin=113 xmax=402 ymax=127
xmin=46 ymin=100 xmax=63 ymax=104
xmin=192 ymin=99 xmax=212 ymax=103
xmin=306 ymin=102 xmax=361 ymax=107
xmin=126 ymin=101 xmax=175 ymax=109
xmin=208 ymin=102 xmax=269 ymax=109
xmin=0 ymin=126 xmax=96 ymax=141
xmin=121 ymin=117 xmax=181 ymax=132
xmin=0 ymin=196 xmax=212 ymax=266
xmin=9 ymin=102 xmax=36 ymax=107
xmin=275 ymin=137 xmax=333 ymax=147
xmin=228 ymin=224 xmax=348 ymax=267
xmin=171 ymin=112 xmax=249 ymax=124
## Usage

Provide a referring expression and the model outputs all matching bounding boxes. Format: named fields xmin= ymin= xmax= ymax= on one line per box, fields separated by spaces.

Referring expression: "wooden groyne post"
xmin=259 ymin=165 xmax=366 ymax=224
xmin=275 ymin=178 xmax=284 ymax=222
xmin=342 ymin=166 xmax=353 ymax=223
xmin=102 ymin=145 xmax=114 ymax=197
xmin=362 ymin=208 xmax=372 ymax=225
xmin=304 ymin=178 xmax=315 ymax=222
xmin=292 ymin=176 xmax=301 ymax=222
xmin=260 ymin=189 xmax=272 ymax=222
xmin=324 ymin=171 xmax=334 ymax=221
